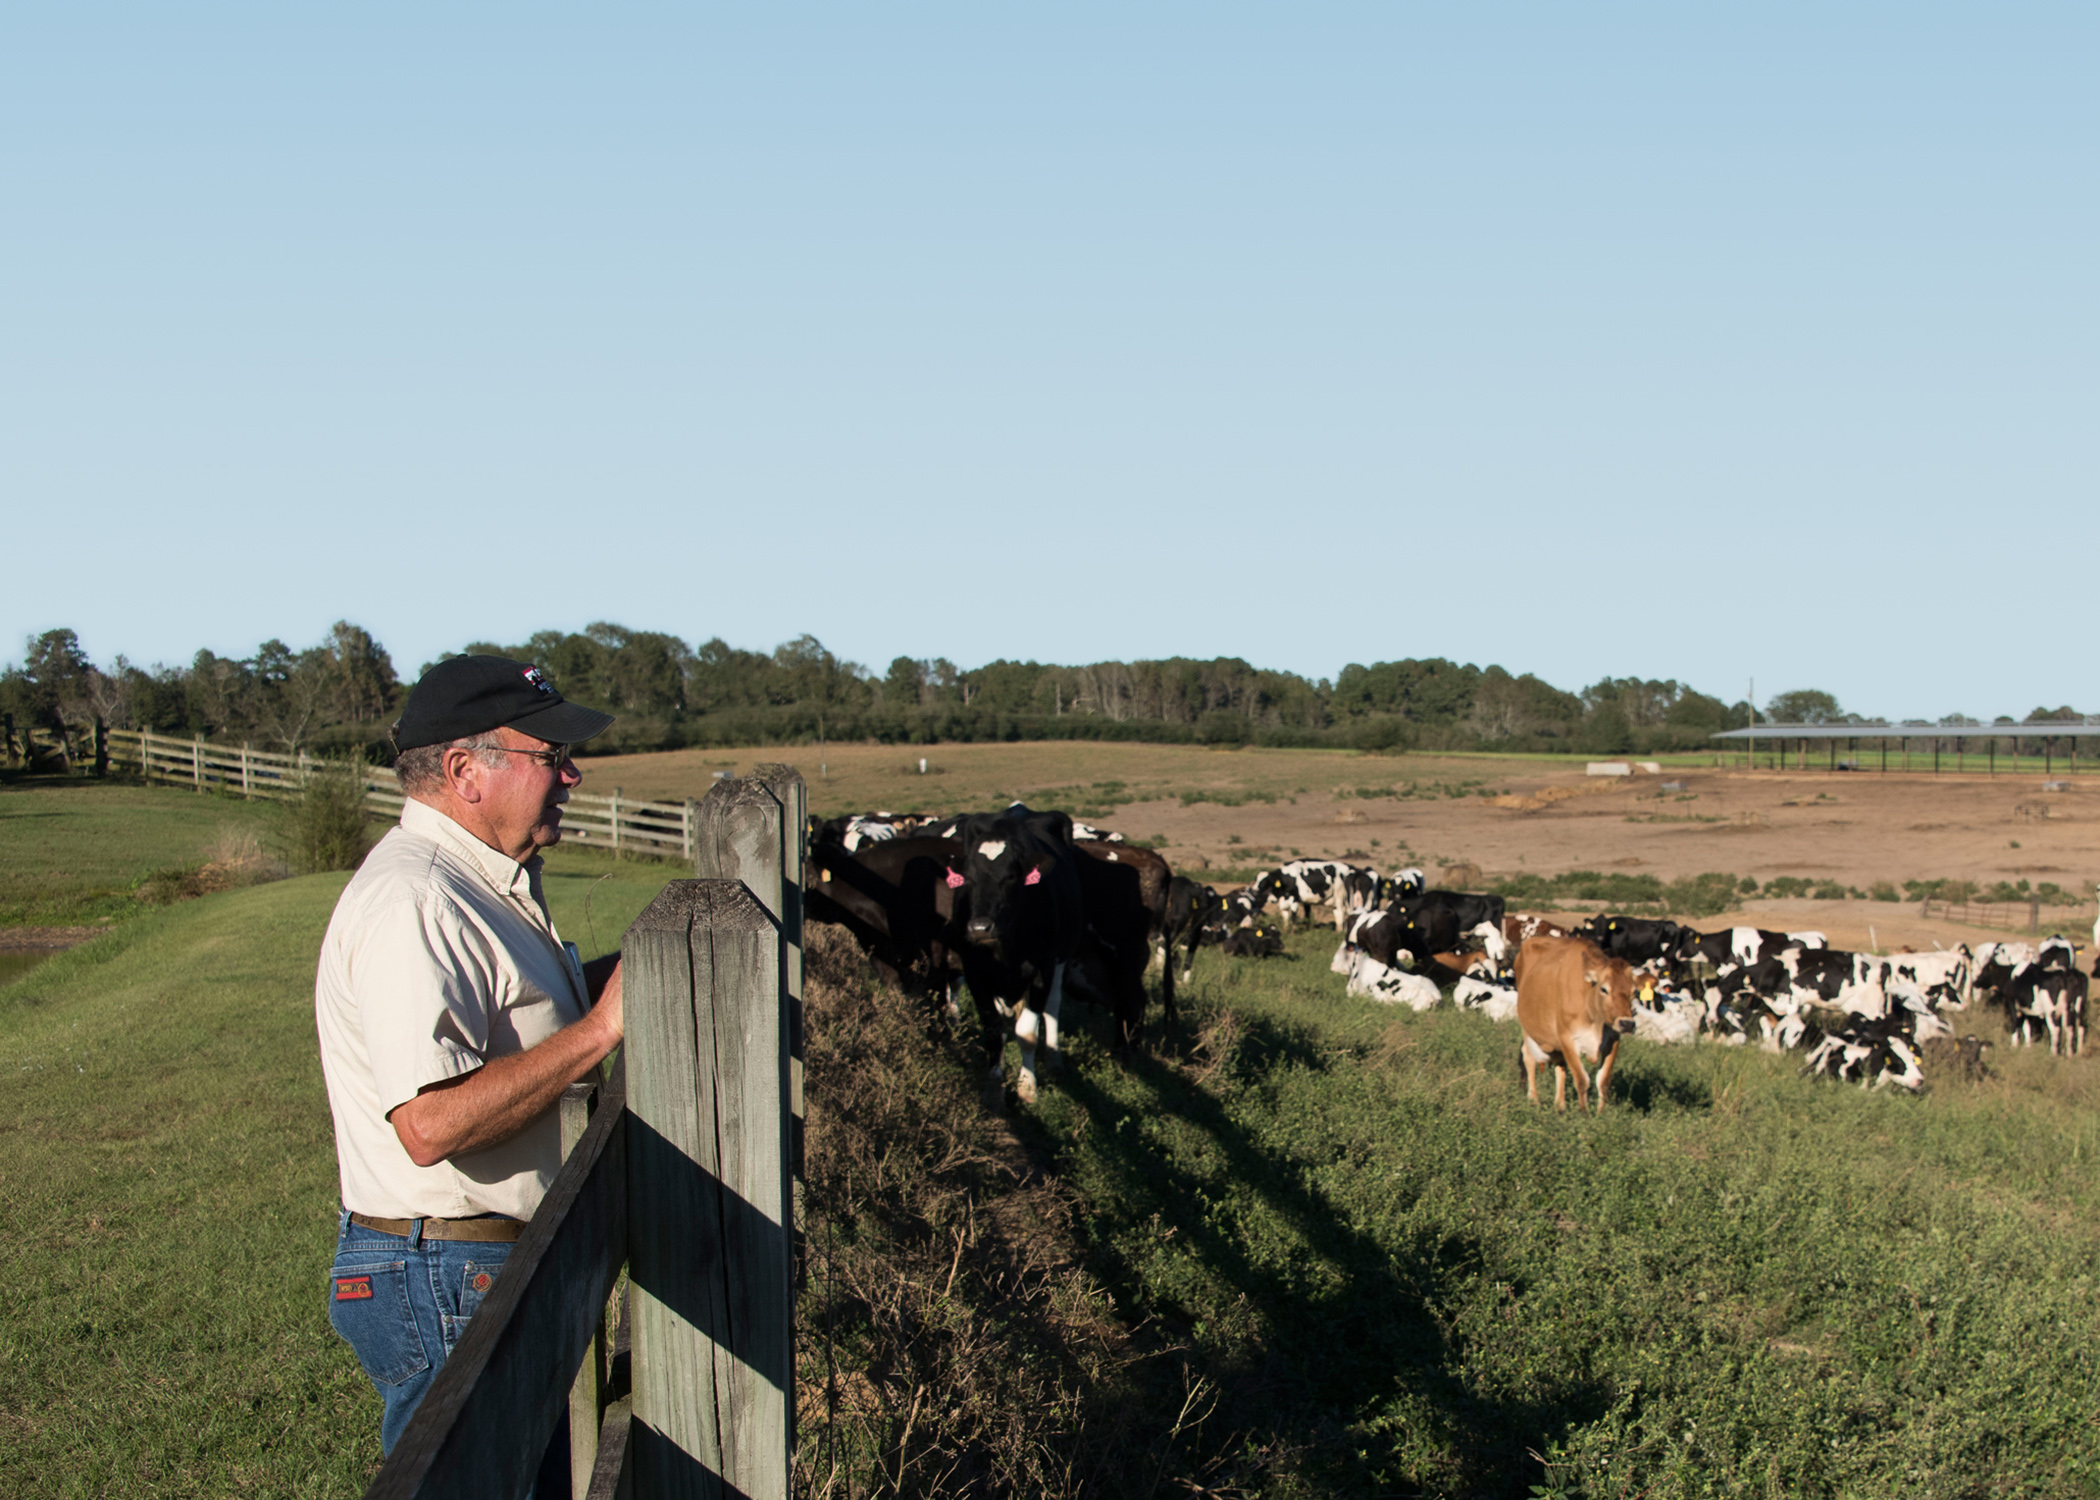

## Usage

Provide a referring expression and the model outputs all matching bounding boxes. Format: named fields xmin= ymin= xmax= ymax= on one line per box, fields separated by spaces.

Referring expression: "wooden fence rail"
xmin=364 ymin=769 xmax=804 ymax=1500
xmin=102 ymin=728 xmax=702 ymax=860
xmin=1918 ymin=897 xmax=2094 ymax=937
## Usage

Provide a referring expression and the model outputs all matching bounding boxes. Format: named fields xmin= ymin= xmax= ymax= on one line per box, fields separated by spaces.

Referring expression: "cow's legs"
xmin=966 ymin=977 xmax=1008 ymax=1111
xmin=1593 ymin=1033 xmax=1622 ymax=1110
xmin=1559 ymin=1049 xmax=1590 ymax=1112
xmin=1520 ymin=1037 xmax=1547 ymax=1103
xmin=1013 ymin=962 xmax=1065 ymax=1105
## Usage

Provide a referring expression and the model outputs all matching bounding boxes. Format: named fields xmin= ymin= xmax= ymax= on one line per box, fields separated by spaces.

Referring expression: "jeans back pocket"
xmin=327 ymin=1258 xmax=431 ymax=1387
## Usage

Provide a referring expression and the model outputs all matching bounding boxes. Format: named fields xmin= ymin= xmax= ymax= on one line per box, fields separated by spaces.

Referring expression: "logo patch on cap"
xmin=334 ymin=1276 xmax=373 ymax=1301
xmin=521 ymin=666 xmax=555 ymax=695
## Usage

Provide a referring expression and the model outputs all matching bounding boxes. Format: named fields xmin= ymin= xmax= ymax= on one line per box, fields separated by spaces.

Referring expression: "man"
xmin=315 ymin=655 xmax=625 ymax=1460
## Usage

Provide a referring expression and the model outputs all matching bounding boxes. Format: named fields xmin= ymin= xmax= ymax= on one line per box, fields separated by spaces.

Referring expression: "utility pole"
xmin=1748 ymin=677 xmax=1755 ymax=772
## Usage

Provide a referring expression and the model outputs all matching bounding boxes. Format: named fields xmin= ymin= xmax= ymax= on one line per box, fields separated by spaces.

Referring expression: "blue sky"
xmin=5 ymin=4 xmax=2093 ymax=722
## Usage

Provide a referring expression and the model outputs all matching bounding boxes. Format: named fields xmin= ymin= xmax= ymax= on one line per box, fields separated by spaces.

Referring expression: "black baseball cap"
xmin=392 ymin=655 xmax=615 ymax=753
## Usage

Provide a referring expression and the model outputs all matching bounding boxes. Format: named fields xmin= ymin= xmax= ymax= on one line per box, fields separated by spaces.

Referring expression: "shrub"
xmin=282 ymin=759 xmax=373 ymax=874
xmin=1870 ymin=881 xmax=1901 ymax=902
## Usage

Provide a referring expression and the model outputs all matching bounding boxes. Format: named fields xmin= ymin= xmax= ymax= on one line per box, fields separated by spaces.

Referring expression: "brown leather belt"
xmin=349 ymin=1211 xmax=526 ymax=1243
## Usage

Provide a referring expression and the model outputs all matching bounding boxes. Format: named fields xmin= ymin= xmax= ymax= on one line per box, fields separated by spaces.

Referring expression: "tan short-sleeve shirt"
xmin=315 ymin=798 xmax=587 ymax=1221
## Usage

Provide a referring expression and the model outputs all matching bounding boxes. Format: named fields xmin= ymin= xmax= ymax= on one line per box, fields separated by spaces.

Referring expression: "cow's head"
xmin=1585 ymin=953 xmax=1639 ymax=1033
xmin=948 ymin=811 xmax=1069 ymax=956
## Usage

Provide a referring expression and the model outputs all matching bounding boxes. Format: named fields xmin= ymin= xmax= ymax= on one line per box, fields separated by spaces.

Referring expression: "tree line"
xmin=2 ymin=622 xmax=2081 ymax=765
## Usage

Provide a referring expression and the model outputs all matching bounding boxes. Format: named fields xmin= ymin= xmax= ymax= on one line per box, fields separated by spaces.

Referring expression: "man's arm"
xmin=389 ymin=962 xmax=624 ymax=1169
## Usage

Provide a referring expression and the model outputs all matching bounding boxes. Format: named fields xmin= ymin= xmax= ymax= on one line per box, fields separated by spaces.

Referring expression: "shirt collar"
xmin=400 ymin=797 xmax=541 ymax=902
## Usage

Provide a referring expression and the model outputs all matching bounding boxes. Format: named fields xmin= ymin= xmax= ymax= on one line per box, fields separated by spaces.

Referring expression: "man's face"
xmin=476 ymin=727 xmax=582 ymax=859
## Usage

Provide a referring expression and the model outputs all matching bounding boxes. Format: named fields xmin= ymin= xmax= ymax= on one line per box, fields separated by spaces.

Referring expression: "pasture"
xmin=583 ymin=741 xmax=2100 ymax=942
xmin=3 ymin=771 xmax=2099 ymax=1495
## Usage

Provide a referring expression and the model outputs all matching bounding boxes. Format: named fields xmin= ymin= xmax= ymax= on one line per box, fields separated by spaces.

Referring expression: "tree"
xmin=1763 ymin=688 xmax=1842 ymax=725
xmin=1576 ymin=703 xmax=1634 ymax=754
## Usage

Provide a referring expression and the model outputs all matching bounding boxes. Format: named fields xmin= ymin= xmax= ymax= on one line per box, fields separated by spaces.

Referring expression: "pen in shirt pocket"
xmin=562 ymin=941 xmax=587 ymax=1006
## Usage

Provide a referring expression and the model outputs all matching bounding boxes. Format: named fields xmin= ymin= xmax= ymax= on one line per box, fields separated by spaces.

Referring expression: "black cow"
xmin=806 ymin=834 xmax=964 ymax=1005
xmin=1064 ymin=841 xmax=1162 ymax=1047
xmin=1584 ymin=915 xmax=1688 ymax=968
xmin=947 ymin=807 xmax=1086 ymax=1107
xmin=1074 ymin=839 xmax=1176 ymax=1026
xmin=1403 ymin=889 xmax=1508 ymax=937
xmin=1163 ymin=877 xmax=1226 ymax=986
xmin=1223 ymin=921 xmax=1285 ymax=958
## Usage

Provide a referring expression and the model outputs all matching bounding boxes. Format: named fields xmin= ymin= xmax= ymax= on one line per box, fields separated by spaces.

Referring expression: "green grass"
xmin=0 ymin=777 xmax=285 ymax=927
xmin=0 ymin=792 xmax=676 ymax=1497
xmin=12 ymin=779 xmax=2100 ymax=1496
xmin=1005 ymin=929 xmax=2100 ymax=1497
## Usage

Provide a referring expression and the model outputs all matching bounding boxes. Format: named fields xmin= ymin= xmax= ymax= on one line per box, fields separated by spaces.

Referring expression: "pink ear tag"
xmin=945 ymin=869 xmax=965 ymax=888
xmin=1025 ymin=866 xmax=1042 ymax=886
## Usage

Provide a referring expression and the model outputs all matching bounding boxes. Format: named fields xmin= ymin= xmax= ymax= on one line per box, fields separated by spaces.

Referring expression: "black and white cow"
xmin=1259 ymin=860 xmax=1381 ymax=932
xmin=1070 ymin=822 xmax=1126 ymax=843
xmin=1218 ymin=884 xmax=1266 ymax=932
xmin=1799 ymin=1012 xmax=1926 ymax=1091
xmin=816 ymin=810 xmax=933 ymax=853
xmin=1883 ymin=948 xmax=1972 ymax=1012
xmin=1379 ymin=867 xmax=1426 ymax=902
xmin=2000 ymin=964 xmax=2087 ymax=1056
xmin=947 ymin=807 xmax=1086 ymax=1107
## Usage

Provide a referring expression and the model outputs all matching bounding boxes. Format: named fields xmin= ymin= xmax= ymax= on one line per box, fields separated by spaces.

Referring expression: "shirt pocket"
xmin=327 ymin=1258 xmax=430 ymax=1387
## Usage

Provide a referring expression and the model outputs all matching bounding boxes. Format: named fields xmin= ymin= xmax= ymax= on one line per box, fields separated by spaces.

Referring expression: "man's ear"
xmin=444 ymin=746 xmax=486 ymax=804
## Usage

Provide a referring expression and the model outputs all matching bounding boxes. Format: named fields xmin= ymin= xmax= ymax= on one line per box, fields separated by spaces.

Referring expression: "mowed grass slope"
xmin=0 ymin=779 xmax=284 ymax=927
xmin=0 ymin=785 xmax=674 ymax=1498
xmin=1015 ymin=935 xmax=2100 ymax=1497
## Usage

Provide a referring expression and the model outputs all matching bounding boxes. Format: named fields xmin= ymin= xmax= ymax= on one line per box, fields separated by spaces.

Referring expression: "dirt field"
xmin=577 ymin=741 xmax=2100 ymax=953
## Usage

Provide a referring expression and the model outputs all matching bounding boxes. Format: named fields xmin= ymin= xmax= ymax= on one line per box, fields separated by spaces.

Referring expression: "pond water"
xmin=0 ymin=950 xmax=56 ymax=987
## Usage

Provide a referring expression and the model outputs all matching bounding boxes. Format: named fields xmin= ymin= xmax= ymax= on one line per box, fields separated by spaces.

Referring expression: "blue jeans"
xmin=327 ymin=1211 xmax=571 ymax=1497
xmin=328 ymin=1209 xmax=522 ymax=1452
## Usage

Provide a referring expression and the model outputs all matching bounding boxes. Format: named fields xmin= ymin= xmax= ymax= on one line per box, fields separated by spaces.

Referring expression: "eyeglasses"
xmin=482 ymin=744 xmax=574 ymax=771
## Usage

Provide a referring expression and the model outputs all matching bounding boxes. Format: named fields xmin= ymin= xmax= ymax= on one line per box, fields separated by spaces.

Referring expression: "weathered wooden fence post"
xmin=192 ymin=734 xmax=204 ymax=792
xmin=612 ymin=769 xmax=805 ymax=1498
xmin=750 ymin=764 xmax=807 ymax=1181
xmin=624 ymin=870 xmax=794 ymax=1500
xmin=93 ymin=718 xmax=108 ymax=778
xmin=612 ymin=787 xmax=624 ymax=860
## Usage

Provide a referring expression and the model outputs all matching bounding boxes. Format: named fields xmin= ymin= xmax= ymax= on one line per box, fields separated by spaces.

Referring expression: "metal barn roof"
xmin=1710 ymin=722 xmax=2100 ymax=740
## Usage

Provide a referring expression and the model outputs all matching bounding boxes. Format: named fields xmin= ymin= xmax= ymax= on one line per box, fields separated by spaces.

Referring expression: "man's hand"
xmin=388 ymin=979 xmax=625 ymax=1169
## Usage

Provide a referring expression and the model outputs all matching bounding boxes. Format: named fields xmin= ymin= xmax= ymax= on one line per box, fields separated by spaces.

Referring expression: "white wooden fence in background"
xmin=107 ymin=728 xmax=700 ymax=861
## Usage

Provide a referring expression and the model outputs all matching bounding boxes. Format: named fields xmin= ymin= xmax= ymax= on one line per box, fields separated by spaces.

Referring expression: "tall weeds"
xmin=282 ymin=758 xmax=372 ymax=873
xmin=796 ymin=926 xmax=1213 ymax=1498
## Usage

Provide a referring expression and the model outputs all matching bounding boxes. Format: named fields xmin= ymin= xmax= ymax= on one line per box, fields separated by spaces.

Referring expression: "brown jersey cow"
xmin=1514 ymin=935 xmax=1638 ymax=1112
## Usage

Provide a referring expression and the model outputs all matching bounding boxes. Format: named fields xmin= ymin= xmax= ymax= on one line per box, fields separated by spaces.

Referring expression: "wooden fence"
xmin=104 ymin=728 xmax=702 ymax=860
xmin=1918 ymin=896 xmax=2093 ymax=937
xmin=366 ymin=765 xmax=807 ymax=1500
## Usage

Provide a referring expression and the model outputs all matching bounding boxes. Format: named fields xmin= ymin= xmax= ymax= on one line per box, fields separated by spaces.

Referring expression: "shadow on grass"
xmin=1024 ymin=1002 xmax=1610 ymax=1498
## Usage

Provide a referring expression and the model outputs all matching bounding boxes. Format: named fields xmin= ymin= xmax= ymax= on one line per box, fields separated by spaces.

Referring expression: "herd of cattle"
xmin=806 ymin=807 xmax=2090 ymax=1110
